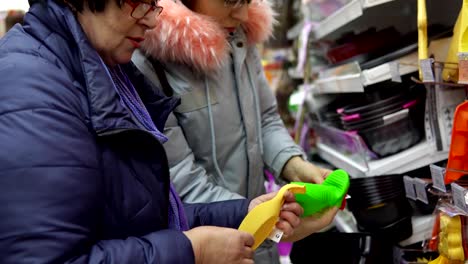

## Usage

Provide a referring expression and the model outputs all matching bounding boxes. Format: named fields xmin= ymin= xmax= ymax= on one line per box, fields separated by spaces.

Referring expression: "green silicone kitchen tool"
xmin=292 ymin=169 xmax=350 ymax=217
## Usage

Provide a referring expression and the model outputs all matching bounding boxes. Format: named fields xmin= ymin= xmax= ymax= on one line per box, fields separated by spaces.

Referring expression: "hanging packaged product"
xmin=427 ymin=200 xmax=468 ymax=263
xmin=444 ymin=0 xmax=468 ymax=184
xmin=458 ymin=0 xmax=468 ymax=85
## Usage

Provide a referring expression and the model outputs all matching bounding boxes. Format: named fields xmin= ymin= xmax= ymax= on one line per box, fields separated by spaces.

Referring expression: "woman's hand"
xmin=281 ymin=156 xmax=331 ymax=184
xmin=248 ymin=191 xmax=303 ymax=237
xmin=279 ymin=157 xmax=340 ymax=241
xmin=184 ymin=226 xmax=255 ymax=264
xmin=281 ymin=207 xmax=339 ymax=242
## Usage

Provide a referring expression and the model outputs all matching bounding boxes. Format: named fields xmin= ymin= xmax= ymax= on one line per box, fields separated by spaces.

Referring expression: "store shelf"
xmin=399 ymin=215 xmax=435 ymax=247
xmin=314 ymin=73 xmax=363 ymax=94
xmin=305 ymin=51 xmax=418 ymax=94
xmin=361 ymin=52 xmax=419 ymax=86
xmin=317 ymin=141 xmax=448 ymax=177
xmin=313 ymin=0 xmax=395 ymax=40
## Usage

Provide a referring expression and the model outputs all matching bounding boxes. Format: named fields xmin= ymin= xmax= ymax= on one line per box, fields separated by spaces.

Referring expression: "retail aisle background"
xmin=0 ymin=0 xmax=29 ymax=12
xmin=0 ymin=0 xmax=28 ymax=36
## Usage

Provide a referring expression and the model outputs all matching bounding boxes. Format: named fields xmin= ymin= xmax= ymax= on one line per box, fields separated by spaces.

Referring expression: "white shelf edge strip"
xmin=318 ymin=141 xmax=447 ymax=177
xmin=314 ymin=0 xmax=396 ymax=39
xmin=315 ymin=0 xmax=362 ymax=39
xmin=362 ymin=0 xmax=395 ymax=8
xmin=311 ymin=52 xmax=418 ymax=94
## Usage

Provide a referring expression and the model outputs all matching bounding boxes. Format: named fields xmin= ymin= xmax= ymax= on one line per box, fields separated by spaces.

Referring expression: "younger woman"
xmin=134 ymin=0 xmax=338 ymax=263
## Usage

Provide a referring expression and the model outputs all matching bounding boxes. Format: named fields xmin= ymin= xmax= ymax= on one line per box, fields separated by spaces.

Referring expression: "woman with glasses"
xmin=0 ymin=0 xmax=305 ymax=263
xmin=134 ymin=0 xmax=340 ymax=263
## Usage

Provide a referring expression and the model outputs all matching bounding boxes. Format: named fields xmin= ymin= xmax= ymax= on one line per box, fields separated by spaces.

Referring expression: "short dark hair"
xmin=28 ymin=0 xmax=123 ymax=13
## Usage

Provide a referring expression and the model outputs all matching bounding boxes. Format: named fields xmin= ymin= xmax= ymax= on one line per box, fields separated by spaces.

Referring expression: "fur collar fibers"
xmin=142 ymin=0 xmax=276 ymax=73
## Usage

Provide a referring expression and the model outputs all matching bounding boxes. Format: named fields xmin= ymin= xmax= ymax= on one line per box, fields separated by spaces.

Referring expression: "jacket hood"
xmin=142 ymin=0 xmax=276 ymax=73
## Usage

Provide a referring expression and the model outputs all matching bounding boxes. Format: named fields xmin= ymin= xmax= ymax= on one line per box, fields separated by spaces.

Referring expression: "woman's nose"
xmin=231 ymin=4 xmax=249 ymax=23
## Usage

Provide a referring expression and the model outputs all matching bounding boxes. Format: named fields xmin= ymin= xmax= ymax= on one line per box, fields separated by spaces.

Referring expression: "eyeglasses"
xmin=125 ymin=0 xmax=163 ymax=19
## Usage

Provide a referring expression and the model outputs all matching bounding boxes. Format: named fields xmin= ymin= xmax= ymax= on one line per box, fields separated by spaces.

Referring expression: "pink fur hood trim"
xmin=142 ymin=0 xmax=276 ymax=73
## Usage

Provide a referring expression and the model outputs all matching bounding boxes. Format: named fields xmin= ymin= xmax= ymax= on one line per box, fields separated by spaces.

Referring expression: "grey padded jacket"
xmin=132 ymin=0 xmax=305 ymax=203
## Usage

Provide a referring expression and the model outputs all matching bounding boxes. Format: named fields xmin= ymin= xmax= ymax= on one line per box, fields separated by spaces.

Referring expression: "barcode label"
xmin=403 ymin=176 xmax=417 ymax=200
xmin=451 ymin=183 xmax=468 ymax=213
xmin=420 ymin=58 xmax=435 ymax=83
xmin=430 ymin=164 xmax=447 ymax=192
xmin=268 ymin=228 xmax=283 ymax=243
xmin=414 ymin=178 xmax=429 ymax=204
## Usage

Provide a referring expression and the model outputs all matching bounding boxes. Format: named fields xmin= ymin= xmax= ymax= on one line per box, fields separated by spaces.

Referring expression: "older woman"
xmin=133 ymin=0 xmax=338 ymax=263
xmin=0 ymin=0 xmax=304 ymax=263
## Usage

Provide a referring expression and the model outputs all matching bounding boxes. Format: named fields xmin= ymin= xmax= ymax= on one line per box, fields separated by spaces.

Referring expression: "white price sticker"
xmin=390 ymin=61 xmax=402 ymax=83
xmin=268 ymin=228 xmax=283 ymax=243
xmin=414 ymin=178 xmax=429 ymax=204
xmin=403 ymin=176 xmax=416 ymax=200
xmin=430 ymin=164 xmax=447 ymax=192
xmin=420 ymin=58 xmax=435 ymax=83
xmin=451 ymin=183 xmax=468 ymax=213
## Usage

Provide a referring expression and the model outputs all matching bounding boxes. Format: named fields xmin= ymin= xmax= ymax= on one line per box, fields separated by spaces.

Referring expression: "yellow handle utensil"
xmin=459 ymin=0 xmax=468 ymax=53
xmin=417 ymin=0 xmax=428 ymax=80
xmin=238 ymin=183 xmax=306 ymax=250
xmin=457 ymin=0 xmax=468 ymax=84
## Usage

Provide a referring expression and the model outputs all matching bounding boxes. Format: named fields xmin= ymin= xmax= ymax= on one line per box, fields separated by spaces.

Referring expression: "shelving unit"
xmin=301 ymin=36 xmax=453 ymax=94
xmin=289 ymin=0 xmax=460 ymax=178
xmin=303 ymin=51 xmax=419 ymax=94
xmin=317 ymin=141 xmax=448 ymax=178
xmin=313 ymin=0 xmax=395 ymax=39
xmin=286 ymin=0 xmax=403 ymax=41
xmin=361 ymin=52 xmax=419 ymax=86
xmin=285 ymin=0 xmax=463 ymax=253
xmin=313 ymin=72 xmax=363 ymax=94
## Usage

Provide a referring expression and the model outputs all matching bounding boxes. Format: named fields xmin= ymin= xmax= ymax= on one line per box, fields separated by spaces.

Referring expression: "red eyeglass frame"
xmin=124 ymin=0 xmax=163 ymax=19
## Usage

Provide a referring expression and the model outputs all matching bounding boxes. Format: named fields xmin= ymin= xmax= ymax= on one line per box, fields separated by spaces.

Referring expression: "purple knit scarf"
xmin=107 ymin=65 xmax=189 ymax=231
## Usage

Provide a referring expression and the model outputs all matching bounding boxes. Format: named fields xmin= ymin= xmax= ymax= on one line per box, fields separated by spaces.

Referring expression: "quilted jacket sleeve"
xmin=0 ymin=57 xmax=194 ymax=264
xmin=164 ymin=112 xmax=246 ymax=202
xmin=248 ymin=47 xmax=306 ymax=179
xmin=185 ymin=199 xmax=249 ymax=229
xmin=132 ymin=51 xmax=244 ymax=203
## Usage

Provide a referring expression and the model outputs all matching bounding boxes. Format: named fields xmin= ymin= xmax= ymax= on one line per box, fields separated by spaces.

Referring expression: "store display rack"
xmin=317 ymin=141 xmax=448 ymax=178
xmin=299 ymin=51 xmax=419 ymax=94
xmin=314 ymin=0 xmax=395 ymax=40
xmin=293 ymin=1 xmax=459 ymax=177
xmin=287 ymin=0 xmax=396 ymax=41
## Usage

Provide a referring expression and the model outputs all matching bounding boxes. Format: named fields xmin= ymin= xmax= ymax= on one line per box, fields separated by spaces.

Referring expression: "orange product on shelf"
xmin=445 ymin=100 xmax=468 ymax=184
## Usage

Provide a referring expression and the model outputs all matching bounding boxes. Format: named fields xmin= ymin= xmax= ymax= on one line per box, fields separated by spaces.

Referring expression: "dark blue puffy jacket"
xmin=0 ymin=1 xmax=249 ymax=263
